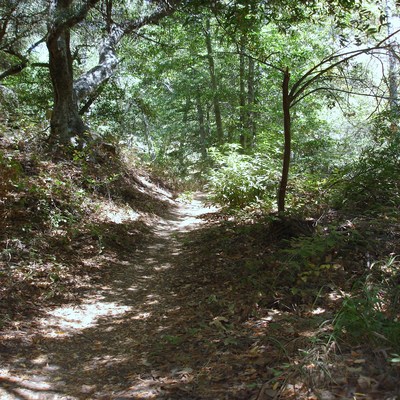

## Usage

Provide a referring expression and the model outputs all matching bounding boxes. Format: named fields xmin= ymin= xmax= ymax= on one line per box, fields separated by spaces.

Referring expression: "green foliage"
xmin=333 ymin=257 xmax=400 ymax=350
xmin=283 ymin=228 xmax=351 ymax=281
xmin=331 ymin=116 xmax=400 ymax=211
xmin=4 ymin=65 xmax=53 ymax=118
xmin=0 ymin=84 xmax=18 ymax=117
xmin=26 ymin=170 xmax=86 ymax=230
xmin=206 ymin=144 xmax=280 ymax=209
xmin=286 ymin=173 xmax=329 ymax=215
xmin=0 ymin=152 xmax=24 ymax=198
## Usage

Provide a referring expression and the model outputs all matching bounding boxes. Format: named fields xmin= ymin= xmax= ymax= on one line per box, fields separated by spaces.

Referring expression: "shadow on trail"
xmin=1 ymin=194 xmax=261 ymax=400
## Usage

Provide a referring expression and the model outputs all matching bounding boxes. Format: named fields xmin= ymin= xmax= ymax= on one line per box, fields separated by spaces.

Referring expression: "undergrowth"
xmin=0 ymin=125 xmax=173 ymax=325
xmin=333 ymin=256 xmax=400 ymax=351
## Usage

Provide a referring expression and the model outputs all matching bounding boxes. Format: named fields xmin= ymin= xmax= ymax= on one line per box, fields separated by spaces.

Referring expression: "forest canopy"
xmin=1 ymin=2 xmax=400 ymax=399
xmin=0 ymin=0 xmax=399 ymax=212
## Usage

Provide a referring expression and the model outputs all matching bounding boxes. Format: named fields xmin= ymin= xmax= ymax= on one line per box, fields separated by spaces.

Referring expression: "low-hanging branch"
xmin=290 ymin=29 xmax=400 ymax=103
xmin=291 ymin=86 xmax=392 ymax=108
xmin=0 ymin=36 xmax=47 ymax=81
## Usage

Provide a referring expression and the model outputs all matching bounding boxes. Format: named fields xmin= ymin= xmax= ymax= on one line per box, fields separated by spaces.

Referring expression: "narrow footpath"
xmin=1 ymin=194 xmax=259 ymax=400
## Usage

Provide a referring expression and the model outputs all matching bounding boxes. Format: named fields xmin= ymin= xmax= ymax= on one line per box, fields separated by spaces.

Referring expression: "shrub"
xmin=206 ymin=144 xmax=280 ymax=210
xmin=333 ymin=256 xmax=400 ymax=350
xmin=0 ymin=152 xmax=24 ymax=199
xmin=331 ymin=112 xmax=400 ymax=211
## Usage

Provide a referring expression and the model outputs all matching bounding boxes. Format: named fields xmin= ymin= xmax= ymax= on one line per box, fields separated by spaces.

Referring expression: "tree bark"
xmin=278 ymin=67 xmax=292 ymax=214
xmin=47 ymin=0 xmax=88 ymax=147
xmin=46 ymin=0 xmax=179 ymax=150
xmin=205 ymin=18 xmax=224 ymax=145
xmin=74 ymin=1 xmax=179 ymax=102
xmin=196 ymin=92 xmax=207 ymax=159
xmin=385 ymin=0 xmax=399 ymax=112
xmin=247 ymin=56 xmax=256 ymax=144
xmin=239 ymin=36 xmax=247 ymax=149
xmin=73 ymin=24 xmax=123 ymax=101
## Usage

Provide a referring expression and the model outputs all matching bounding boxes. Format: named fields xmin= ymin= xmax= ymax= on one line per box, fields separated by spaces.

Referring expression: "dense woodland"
xmin=1 ymin=0 xmax=400 ymax=399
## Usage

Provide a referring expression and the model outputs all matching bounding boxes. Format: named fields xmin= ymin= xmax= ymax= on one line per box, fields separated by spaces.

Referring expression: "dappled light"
xmin=0 ymin=194 xmax=233 ymax=399
xmin=38 ymin=299 xmax=133 ymax=336
xmin=2 ymin=1 xmax=400 ymax=398
xmin=98 ymin=201 xmax=141 ymax=224
xmin=2 ymin=181 xmax=400 ymax=399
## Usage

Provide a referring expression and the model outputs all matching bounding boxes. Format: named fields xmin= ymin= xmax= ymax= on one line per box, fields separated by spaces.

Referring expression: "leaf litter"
xmin=1 ymin=158 xmax=400 ymax=399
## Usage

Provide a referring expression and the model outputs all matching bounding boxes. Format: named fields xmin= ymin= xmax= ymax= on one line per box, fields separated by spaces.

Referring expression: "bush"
xmin=333 ymin=256 xmax=400 ymax=350
xmin=0 ymin=152 xmax=24 ymax=206
xmin=331 ymin=113 xmax=400 ymax=211
xmin=0 ymin=84 xmax=18 ymax=118
xmin=332 ymin=142 xmax=400 ymax=210
xmin=206 ymin=144 xmax=280 ymax=210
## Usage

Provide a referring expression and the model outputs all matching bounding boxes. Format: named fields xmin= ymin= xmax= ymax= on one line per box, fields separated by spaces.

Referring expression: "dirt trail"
xmin=0 ymin=194 xmax=231 ymax=400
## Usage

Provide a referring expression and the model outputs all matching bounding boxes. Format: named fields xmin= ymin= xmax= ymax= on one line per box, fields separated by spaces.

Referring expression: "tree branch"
xmin=50 ymin=0 xmax=100 ymax=38
xmin=0 ymin=36 xmax=47 ymax=81
xmin=74 ymin=1 xmax=182 ymax=100
xmin=291 ymin=85 xmax=393 ymax=108
xmin=290 ymin=29 xmax=400 ymax=102
xmin=122 ymin=0 xmax=181 ymax=35
xmin=0 ymin=61 xmax=27 ymax=80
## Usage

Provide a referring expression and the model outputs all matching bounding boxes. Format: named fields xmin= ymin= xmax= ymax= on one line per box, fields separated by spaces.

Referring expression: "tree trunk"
xmin=47 ymin=1 xmax=86 ymax=147
xmin=205 ymin=18 xmax=223 ymax=145
xmin=278 ymin=67 xmax=292 ymax=214
xmin=45 ymin=0 xmax=178 ymax=150
xmin=73 ymin=24 xmax=123 ymax=101
xmin=196 ymin=92 xmax=207 ymax=159
xmin=385 ymin=0 xmax=399 ymax=112
xmin=239 ymin=36 xmax=247 ymax=150
xmin=247 ymin=56 xmax=256 ymax=144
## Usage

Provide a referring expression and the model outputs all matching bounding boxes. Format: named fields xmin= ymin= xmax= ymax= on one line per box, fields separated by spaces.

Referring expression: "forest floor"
xmin=1 ymin=137 xmax=400 ymax=399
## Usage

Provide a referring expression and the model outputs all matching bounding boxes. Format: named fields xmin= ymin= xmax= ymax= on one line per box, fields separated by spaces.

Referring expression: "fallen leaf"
xmin=347 ymin=366 xmax=363 ymax=373
xmin=357 ymin=375 xmax=377 ymax=389
xmin=172 ymin=367 xmax=193 ymax=377
xmin=209 ymin=316 xmax=229 ymax=331
xmin=353 ymin=358 xmax=366 ymax=364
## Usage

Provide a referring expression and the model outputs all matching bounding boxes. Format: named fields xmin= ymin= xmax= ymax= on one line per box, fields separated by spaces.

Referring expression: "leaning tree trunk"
xmin=47 ymin=29 xmax=86 ymax=147
xmin=47 ymin=0 xmax=89 ymax=148
xmin=278 ymin=67 xmax=292 ymax=214
xmin=45 ymin=0 xmax=177 ymax=151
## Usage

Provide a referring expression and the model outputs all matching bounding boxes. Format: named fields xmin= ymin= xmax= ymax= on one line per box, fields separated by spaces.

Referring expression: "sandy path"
xmin=0 ymin=194 xmax=220 ymax=400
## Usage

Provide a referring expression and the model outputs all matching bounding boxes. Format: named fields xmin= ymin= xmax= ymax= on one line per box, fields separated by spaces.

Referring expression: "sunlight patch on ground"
xmin=117 ymin=380 xmax=159 ymax=399
xmin=127 ymin=284 xmax=139 ymax=291
xmin=174 ymin=216 xmax=205 ymax=229
xmin=135 ymin=175 xmax=174 ymax=202
xmin=115 ymin=368 xmax=195 ymax=399
xmin=38 ymin=299 xmax=132 ymax=336
xmin=152 ymin=192 xmax=219 ymax=234
xmin=0 ymin=368 xmax=76 ymax=400
xmin=328 ymin=290 xmax=346 ymax=301
xmin=85 ymin=354 xmax=127 ymax=370
xmin=130 ymin=312 xmax=152 ymax=320
xmin=95 ymin=199 xmax=141 ymax=223
xmin=174 ymin=195 xmax=218 ymax=227
xmin=153 ymin=262 xmax=172 ymax=271
xmin=311 ymin=307 xmax=326 ymax=315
